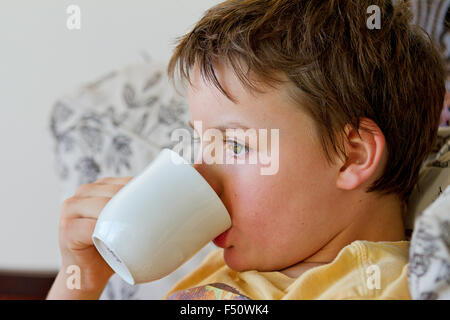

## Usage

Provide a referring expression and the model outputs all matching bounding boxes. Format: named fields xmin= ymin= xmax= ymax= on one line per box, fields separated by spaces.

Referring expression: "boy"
xmin=47 ymin=0 xmax=445 ymax=299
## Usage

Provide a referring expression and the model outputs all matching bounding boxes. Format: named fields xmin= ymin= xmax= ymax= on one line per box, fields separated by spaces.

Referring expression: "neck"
xmin=279 ymin=192 xmax=406 ymax=279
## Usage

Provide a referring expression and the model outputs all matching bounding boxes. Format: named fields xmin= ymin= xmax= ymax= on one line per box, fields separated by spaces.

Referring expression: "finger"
xmin=61 ymin=196 xmax=111 ymax=220
xmin=94 ymin=176 xmax=134 ymax=185
xmin=74 ymin=183 xmax=125 ymax=198
xmin=62 ymin=218 xmax=97 ymax=251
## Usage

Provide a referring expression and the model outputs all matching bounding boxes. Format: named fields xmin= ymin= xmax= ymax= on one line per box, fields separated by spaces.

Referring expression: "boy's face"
xmin=188 ymin=62 xmax=354 ymax=272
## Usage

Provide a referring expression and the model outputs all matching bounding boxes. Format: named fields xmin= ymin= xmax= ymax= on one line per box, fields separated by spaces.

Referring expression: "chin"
xmin=223 ymin=246 xmax=292 ymax=272
xmin=222 ymin=246 xmax=252 ymax=271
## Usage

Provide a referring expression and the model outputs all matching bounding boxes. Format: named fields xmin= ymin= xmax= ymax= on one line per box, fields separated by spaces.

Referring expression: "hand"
xmin=47 ymin=176 xmax=133 ymax=299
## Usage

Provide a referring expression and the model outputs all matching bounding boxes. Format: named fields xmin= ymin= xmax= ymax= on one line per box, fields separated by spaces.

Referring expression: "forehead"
xmin=187 ymin=62 xmax=294 ymax=127
xmin=188 ymin=61 xmax=253 ymax=106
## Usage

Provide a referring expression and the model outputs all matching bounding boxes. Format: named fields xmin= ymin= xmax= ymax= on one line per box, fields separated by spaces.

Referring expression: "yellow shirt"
xmin=164 ymin=240 xmax=411 ymax=300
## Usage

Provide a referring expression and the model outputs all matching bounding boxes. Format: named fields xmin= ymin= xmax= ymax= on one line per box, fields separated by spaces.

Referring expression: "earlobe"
xmin=336 ymin=118 xmax=386 ymax=191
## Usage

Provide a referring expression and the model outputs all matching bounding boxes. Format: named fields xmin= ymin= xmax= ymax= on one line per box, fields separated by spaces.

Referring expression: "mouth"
xmin=212 ymin=228 xmax=230 ymax=248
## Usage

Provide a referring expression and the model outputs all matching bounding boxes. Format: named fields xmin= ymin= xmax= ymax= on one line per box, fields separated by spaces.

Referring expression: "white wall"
xmin=0 ymin=0 xmax=220 ymax=272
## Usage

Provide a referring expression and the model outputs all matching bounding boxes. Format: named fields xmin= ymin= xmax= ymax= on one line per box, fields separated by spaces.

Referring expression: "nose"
xmin=193 ymin=162 xmax=223 ymax=197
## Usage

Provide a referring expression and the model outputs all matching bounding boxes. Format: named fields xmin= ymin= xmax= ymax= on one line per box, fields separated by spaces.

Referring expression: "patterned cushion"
xmin=408 ymin=185 xmax=450 ymax=299
xmin=406 ymin=127 xmax=450 ymax=231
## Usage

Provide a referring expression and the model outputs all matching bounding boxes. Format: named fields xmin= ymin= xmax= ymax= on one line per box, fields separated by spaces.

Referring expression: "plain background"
xmin=0 ymin=0 xmax=221 ymax=272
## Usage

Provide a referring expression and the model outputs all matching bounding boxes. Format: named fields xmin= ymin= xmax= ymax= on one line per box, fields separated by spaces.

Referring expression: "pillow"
xmin=405 ymin=126 xmax=450 ymax=232
xmin=408 ymin=184 xmax=450 ymax=299
xmin=406 ymin=126 xmax=450 ymax=299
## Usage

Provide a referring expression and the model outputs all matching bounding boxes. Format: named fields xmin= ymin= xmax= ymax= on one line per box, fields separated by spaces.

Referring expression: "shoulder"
xmin=284 ymin=240 xmax=411 ymax=299
xmin=336 ymin=240 xmax=411 ymax=299
xmin=354 ymin=240 xmax=410 ymax=264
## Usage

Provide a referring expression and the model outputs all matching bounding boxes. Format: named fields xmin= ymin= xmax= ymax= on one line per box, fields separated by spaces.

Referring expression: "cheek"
xmin=281 ymin=135 xmax=339 ymax=213
xmin=222 ymin=136 xmax=339 ymax=248
xmin=226 ymin=170 xmax=301 ymax=246
xmin=234 ymin=143 xmax=336 ymax=235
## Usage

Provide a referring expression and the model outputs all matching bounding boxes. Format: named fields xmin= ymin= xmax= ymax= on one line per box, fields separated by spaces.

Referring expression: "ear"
xmin=336 ymin=118 xmax=386 ymax=191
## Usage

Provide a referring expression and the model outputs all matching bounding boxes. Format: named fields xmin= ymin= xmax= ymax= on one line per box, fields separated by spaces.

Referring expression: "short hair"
xmin=167 ymin=0 xmax=446 ymax=205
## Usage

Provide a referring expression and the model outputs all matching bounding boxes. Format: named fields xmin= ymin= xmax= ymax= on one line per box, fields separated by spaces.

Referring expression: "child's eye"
xmin=193 ymin=137 xmax=249 ymax=158
xmin=224 ymin=139 xmax=249 ymax=156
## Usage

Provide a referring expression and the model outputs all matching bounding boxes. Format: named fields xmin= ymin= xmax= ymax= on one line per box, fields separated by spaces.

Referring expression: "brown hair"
xmin=167 ymin=0 xmax=446 ymax=205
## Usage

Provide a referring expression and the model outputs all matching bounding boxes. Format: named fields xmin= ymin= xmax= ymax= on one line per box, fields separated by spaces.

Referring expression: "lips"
xmin=212 ymin=228 xmax=230 ymax=248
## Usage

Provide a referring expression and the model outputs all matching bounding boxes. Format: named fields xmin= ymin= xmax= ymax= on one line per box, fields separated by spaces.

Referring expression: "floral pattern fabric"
xmin=166 ymin=283 xmax=251 ymax=300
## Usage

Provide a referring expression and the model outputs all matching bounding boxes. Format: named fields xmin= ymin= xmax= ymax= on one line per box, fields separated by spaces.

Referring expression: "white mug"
xmin=92 ymin=148 xmax=231 ymax=285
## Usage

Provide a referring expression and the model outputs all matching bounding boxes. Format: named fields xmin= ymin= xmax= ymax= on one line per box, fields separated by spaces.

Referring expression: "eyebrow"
xmin=188 ymin=120 xmax=250 ymax=132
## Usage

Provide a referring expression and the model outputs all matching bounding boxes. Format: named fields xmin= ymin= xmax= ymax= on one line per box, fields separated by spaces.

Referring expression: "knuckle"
xmin=61 ymin=197 xmax=75 ymax=211
xmin=59 ymin=216 xmax=72 ymax=232
xmin=74 ymin=183 xmax=91 ymax=196
xmin=61 ymin=196 xmax=80 ymax=215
